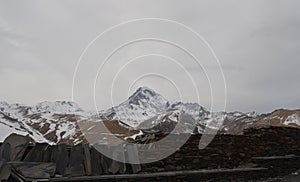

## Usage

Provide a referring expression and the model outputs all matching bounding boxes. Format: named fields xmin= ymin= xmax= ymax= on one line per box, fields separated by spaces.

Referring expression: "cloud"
xmin=0 ymin=0 xmax=299 ymax=113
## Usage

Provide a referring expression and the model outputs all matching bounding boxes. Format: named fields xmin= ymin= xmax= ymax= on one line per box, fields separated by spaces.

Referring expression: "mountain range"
xmin=0 ymin=87 xmax=299 ymax=145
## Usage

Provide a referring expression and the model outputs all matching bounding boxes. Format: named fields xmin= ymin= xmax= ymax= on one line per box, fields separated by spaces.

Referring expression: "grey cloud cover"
xmin=0 ymin=0 xmax=299 ymax=113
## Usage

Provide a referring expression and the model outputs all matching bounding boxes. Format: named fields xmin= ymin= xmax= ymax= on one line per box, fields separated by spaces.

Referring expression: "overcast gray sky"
xmin=0 ymin=0 xmax=299 ymax=113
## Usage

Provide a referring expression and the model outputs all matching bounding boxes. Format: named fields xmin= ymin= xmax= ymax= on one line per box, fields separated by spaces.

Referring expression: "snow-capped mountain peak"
xmin=31 ymin=101 xmax=83 ymax=114
xmin=129 ymin=87 xmax=157 ymax=100
xmin=127 ymin=87 xmax=169 ymax=111
xmin=98 ymin=87 xmax=170 ymax=127
xmin=97 ymin=87 xmax=210 ymax=128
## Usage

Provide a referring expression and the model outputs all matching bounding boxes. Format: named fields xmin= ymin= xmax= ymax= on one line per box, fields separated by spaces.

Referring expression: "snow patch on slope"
xmin=284 ymin=114 xmax=300 ymax=126
xmin=205 ymin=112 xmax=227 ymax=130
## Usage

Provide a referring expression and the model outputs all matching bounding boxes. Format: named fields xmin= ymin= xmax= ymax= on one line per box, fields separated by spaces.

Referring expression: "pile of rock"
xmin=0 ymin=126 xmax=299 ymax=181
xmin=140 ymin=126 xmax=300 ymax=172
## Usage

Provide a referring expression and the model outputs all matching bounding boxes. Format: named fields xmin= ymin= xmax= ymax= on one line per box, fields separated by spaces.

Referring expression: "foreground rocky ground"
xmin=0 ymin=126 xmax=299 ymax=181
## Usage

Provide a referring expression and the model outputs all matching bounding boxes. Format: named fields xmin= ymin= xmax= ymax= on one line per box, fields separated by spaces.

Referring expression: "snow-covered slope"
xmin=98 ymin=87 xmax=170 ymax=127
xmin=96 ymin=87 xmax=232 ymax=133
xmin=97 ymin=87 xmax=211 ymax=128
xmin=0 ymin=101 xmax=89 ymax=144
xmin=0 ymin=112 xmax=32 ymax=142
xmin=252 ymin=109 xmax=300 ymax=129
xmin=30 ymin=101 xmax=84 ymax=114
xmin=95 ymin=87 xmax=300 ymax=134
xmin=1 ymin=87 xmax=300 ymax=144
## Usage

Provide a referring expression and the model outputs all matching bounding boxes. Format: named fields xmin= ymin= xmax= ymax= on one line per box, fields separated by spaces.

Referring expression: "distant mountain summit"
xmin=98 ymin=87 xmax=170 ymax=127
xmin=98 ymin=87 xmax=208 ymax=127
xmin=128 ymin=87 xmax=169 ymax=112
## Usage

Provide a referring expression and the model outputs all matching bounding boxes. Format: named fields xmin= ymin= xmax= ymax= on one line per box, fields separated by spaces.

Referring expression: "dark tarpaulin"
xmin=0 ymin=134 xmax=31 ymax=161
